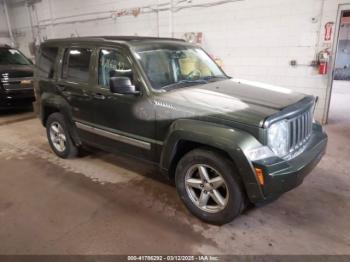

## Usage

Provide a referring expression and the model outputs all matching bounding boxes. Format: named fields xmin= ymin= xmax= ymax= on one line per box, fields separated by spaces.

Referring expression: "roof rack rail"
xmin=92 ymin=36 xmax=186 ymax=42
xmin=44 ymin=35 xmax=186 ymax=43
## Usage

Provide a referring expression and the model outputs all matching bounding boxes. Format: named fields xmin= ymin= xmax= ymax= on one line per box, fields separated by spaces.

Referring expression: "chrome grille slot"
xmin=1 ymin=77 xmax=33 ymax=91
xmin=288 ymin=108 xmax=313 ymax=153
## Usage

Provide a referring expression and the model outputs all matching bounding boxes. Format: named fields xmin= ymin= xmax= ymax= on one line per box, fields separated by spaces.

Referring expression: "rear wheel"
xmin=175 ymin=148 xmax=244 ymax=225
xmin=46 ymin=113 xmax=78 ymax=159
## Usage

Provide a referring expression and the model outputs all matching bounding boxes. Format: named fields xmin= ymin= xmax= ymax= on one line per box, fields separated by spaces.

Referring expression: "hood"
xmin=0 ymin=64 xmax=33 ymax=79
xmin=155 ymin=78 xmax=308 ymax=127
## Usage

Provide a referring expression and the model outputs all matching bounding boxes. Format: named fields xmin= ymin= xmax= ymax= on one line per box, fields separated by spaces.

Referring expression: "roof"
xmin=43 ymin=36 xmax=186 ymax=45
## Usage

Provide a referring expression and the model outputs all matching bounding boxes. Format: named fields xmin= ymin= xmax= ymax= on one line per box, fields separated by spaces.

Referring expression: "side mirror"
xmin=109 ymin=77 xmax=140 ymax=95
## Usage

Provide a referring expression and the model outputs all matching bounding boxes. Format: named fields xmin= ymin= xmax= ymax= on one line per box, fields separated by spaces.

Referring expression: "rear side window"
xmin=62 ymin=48 xmax=92 ymax=83
xmin=38 ymin=46 xmax=58 ymax=79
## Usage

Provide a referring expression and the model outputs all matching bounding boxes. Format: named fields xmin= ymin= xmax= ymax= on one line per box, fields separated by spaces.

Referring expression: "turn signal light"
xmin=255 ymin=168 xmax=265 ymax=186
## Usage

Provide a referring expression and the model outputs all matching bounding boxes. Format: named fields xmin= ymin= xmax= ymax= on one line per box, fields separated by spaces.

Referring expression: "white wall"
xmin=7 ymin=0 xmax=350 ymax=123
xmin=0 ymin=0 xmax=11 ymax=45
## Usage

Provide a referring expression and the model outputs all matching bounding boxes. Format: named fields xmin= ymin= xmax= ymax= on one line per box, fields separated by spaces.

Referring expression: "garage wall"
xmin=7 ymin=0 xmax=350 ymax=123
xmin=9 ymin=0 xmax=163 ymax=53
xmin=0 ymin=0 xmax=11 ymax=45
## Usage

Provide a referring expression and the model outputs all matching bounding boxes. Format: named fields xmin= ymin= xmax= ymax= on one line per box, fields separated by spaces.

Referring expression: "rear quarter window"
xmin=38 ymin=46 xmax=58 ymax=79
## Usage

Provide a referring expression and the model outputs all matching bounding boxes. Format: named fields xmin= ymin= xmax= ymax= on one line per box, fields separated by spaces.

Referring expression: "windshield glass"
xmin=0 ymin=48 xmax=31 ymax=65
xmin=135 ymin=46 xmax=227 ymax=91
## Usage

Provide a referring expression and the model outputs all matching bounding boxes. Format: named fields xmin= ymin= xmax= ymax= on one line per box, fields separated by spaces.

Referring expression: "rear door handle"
xmin=94 ymin=93 xmax=106 ymax=100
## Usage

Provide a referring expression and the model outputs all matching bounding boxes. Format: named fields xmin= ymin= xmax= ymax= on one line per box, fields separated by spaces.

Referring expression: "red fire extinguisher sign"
xmin=324 ymin=22 xmax=334 ymax=41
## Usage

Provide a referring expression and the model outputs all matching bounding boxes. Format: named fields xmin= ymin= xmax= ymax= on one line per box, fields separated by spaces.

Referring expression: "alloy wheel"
xmin=49 ymin=122 xmax=67 ymax=153
xmin=184 ymin=164 xmax=229 ymax=213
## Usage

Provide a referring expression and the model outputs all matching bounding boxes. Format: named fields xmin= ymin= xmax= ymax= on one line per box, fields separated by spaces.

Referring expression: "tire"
xmin=46 ymin=112 xmax=78 ymax=159
xmin=175 ymin=148 xmax=244 ymax=225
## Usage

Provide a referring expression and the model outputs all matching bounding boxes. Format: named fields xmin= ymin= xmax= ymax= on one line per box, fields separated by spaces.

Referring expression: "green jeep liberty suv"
xmin=34 ymin=36 xmax=327 ymax=225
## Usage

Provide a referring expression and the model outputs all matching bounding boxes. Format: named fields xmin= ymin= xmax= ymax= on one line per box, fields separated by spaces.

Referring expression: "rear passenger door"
xmin=57 ymin=46 xmax=95 ymax=126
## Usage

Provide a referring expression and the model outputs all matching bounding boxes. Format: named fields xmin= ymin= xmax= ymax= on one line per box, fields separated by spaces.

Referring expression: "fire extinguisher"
xmin=318 ymin=49 xmax=330 ymax=75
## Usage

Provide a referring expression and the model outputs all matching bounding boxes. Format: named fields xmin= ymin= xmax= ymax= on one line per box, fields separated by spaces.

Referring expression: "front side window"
xmin=38 ymin=46 xmax=58 ymax=79
xmin=135 ymin=46 xmax=227 ymax=90
xmin=0 ymin=48 xmax=31 ymax=65
xmin=62 ymin=48 xmax=92 ymax=83
xmin=98 ymin=49 xmax=133 ymax=88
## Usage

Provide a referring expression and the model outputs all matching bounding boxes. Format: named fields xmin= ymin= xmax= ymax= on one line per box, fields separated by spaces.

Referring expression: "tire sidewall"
xmin=46 ymin=113 xmax=76 ymax=159
xmin=175 ymin=149 xmax=243 ymax=225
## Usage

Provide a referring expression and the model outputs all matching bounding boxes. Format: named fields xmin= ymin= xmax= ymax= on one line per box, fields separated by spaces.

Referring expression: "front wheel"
xmin=175 ymin=148 xmax=245 ymax=225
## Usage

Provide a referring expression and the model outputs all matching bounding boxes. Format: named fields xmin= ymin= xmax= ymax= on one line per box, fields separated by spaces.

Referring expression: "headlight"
xmin=246 ymin=146 xmax=275 ymax=161
xmin=267 ymin=120 xmax=289 ymax=157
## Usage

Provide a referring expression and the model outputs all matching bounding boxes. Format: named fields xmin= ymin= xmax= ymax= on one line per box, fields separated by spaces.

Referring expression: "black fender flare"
xmin=160 ymin=119 xmax=265 ymax=203
xmin=40 ymin=92 xmax=82 ymax=146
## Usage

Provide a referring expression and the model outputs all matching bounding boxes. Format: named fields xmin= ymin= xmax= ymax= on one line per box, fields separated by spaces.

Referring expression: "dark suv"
xmin=0 ymin=45 xmax=34 ymax=109
xmin=34 ymin=36 xmax=327 ymax=225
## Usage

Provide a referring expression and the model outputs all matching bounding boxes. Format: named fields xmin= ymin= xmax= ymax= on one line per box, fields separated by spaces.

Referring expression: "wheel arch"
xmin=160 ymin=119 xmax=265 ymax=203
xmin=40 ymin=92 xmax=82 ymax=146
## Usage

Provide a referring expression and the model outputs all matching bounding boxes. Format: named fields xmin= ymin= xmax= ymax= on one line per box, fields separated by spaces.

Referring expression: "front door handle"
xmin=94 ymin=93 xmax=106 ymax=100
xmin=56 ymin=84 xmax=66 ymax=92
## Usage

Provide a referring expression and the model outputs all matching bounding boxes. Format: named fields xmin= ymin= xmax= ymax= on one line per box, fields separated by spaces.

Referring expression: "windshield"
xmin=135 ymin=46 xmax=227 ymax=91
xmin=0 ymin=48 xmax=31 ymax=65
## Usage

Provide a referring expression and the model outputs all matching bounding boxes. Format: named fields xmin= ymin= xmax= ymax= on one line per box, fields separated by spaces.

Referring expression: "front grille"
xmin=1 ymin=77 xmax=33 ymax=91
xmin=288 ymin=108 xmax=313 ymax=153
xmin=3 ymin=83 xmax=33 ymax=91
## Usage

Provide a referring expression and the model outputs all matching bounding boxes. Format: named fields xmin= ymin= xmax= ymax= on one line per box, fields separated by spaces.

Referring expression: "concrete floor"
xmin=0 ymin=109 xmax=35 ymax=126
xmin=0 ymin=84 xmax=350 ymax=254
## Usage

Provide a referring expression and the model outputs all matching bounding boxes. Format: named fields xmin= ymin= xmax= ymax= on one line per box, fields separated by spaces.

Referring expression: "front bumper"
xmin=0 ymin=88 xmax=35 ymax=109
xmin=253 ymin=124 xmax=328 ymax=202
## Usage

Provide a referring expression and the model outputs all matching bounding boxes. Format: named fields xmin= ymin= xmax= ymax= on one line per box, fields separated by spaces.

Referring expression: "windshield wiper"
xmin=201 ymin=76 xmax=228 ymax=81
xmin=163 ymin=79 xmax=208 ymax=90
xmin=178 ymin=79 xmax=208 ymax=84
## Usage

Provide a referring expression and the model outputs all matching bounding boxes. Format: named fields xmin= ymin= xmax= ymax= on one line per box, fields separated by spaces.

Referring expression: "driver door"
xmin=90 ymin=47 xmax=157 ymax=162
